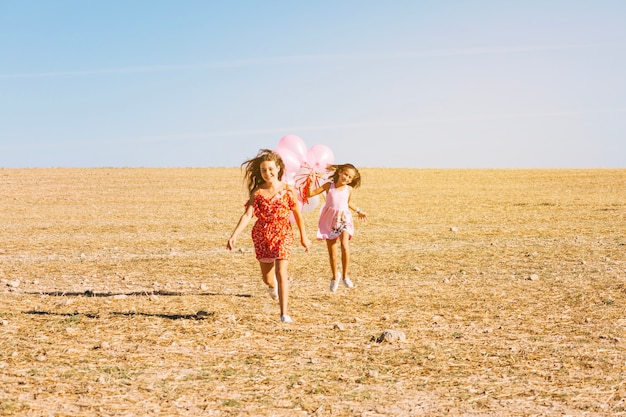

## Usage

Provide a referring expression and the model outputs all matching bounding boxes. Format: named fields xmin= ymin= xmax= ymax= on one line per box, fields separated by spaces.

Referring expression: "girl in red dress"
xmin=227 ymin=149 xmax=311 ymax=323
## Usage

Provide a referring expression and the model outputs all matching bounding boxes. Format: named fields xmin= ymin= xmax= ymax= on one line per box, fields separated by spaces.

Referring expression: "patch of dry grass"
xmin=1 ymin=168 xmax=625 ymax=416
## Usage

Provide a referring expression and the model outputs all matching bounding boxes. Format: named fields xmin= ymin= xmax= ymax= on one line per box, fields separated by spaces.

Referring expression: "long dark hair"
xmin=241 ymin=149 xmax=285 ymax=194
xmin=327 ymin=163 xmax=362 ymax=189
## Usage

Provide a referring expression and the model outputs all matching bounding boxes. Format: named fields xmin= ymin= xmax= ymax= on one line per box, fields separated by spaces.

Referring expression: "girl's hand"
xmin=226 ymin=236 xmax=236 ymax=250
xmin=301 ymin=236 xmax=312 ymax=252
xmin=357 ymin=211 xmax=368 ymax=221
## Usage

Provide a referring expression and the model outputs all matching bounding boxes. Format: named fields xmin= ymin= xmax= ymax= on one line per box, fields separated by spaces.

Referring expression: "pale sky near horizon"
xmin=1 ymin=1 xmax=625 ymax=168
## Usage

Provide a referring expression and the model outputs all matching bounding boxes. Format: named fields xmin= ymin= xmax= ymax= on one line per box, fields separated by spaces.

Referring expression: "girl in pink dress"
xmin=227 ymin=149 xmax=311 ymax=323
xmin=307 ymin=164 xmax=368 ymax=292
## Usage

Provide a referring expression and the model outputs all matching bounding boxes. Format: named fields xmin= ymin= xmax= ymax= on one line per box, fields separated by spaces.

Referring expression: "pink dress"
xmin=317 ymin=183 xmax=354 ymax=240
xmin=250 ymin=188 xmax=296 ymax=262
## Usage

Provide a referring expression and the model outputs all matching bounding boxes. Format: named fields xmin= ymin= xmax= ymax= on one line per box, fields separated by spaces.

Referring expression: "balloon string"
xmin=293 ymin=165 xmax=319 ymax=205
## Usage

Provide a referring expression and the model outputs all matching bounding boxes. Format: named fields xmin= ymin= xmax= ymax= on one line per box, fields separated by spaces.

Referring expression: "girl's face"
xmin=259 ymin=160 xmax=280 ymax=183
xmin=336 ymin=168 xmax=356 ymax=186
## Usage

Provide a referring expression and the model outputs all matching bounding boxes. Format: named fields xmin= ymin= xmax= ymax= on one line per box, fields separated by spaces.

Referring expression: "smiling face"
xmin=259 ymin=160 xmax=280 ymax=184
xmin=336 ymin=167 xmax=356 ymax=187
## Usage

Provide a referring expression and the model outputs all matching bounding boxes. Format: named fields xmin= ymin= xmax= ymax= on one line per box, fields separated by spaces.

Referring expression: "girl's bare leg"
xmin=275 ymin=259 xmax=289 ymax=316
xmin=259 ymin=261 xmax=276 ymax=288
xmin=325 ymin=238 xmax=340 ymax=279
xmin=340 ymin=231 xmax=351 ymax=278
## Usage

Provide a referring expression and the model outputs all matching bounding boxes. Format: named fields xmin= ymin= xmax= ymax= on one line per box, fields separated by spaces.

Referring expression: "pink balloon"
xmin=277 ymin=135 xmax=308 ymax=162
xmin=294 ymin=167 xmax=309 ymax=176
xmin=302 ymin=195 xmax=319 ymax=213
xmin=282 ymin=171 xmax=295 ymax=186
xmin=306 ymin=144 xmax=334 ymax=172
xmin=274 ymin=146 xmax=303 ymax=175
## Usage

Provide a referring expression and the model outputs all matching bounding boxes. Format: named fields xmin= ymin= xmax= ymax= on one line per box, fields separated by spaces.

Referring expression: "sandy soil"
xmin=1 ymin=168 xmax=625 ymax=416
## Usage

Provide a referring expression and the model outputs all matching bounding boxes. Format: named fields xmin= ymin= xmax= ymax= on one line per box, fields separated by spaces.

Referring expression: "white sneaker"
xmin=280 ymin=315 xmax=293 ymax=323
xmin=343 ymin=277 xmax=355 ymax=288
xmin=330 ymin=279 xmax=339 ymax=292
xmin=268 ymin=286 xmax=278 ymax=300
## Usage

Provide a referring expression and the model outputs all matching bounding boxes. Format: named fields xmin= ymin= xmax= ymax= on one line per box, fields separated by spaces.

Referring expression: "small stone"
xmin=200 ymin=283 xmax=209 ymax=291
xmin=450 ymin=227 xmax=459 ymax=233
xmin=332 ymin=323 xmax=345 ymax=331
xmin=195 ymin=310 xmax=211 ymax=319
xmin=36 ymin=355 xmax=46 ymax=361
xmin=7 ymin=280 xmax=20 ymax=288
xmin=376 ymin=329 xmax=406 ymax=344
xmin=527 ymin=274 xmax=539 ymax=281
xmin=0 ymin=319 xmax=8 ymax=326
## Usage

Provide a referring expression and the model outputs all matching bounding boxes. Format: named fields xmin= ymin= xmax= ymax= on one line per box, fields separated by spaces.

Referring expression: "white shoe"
xmin=280 ymin=315 xmax=293 ymax=323
xmin=268 ymin=286 xmax=278 ymax=300
xmin=330 ymin=279 xmax=339 ymax=292
xmin=342 ymin=277 xmax=355 ymax=288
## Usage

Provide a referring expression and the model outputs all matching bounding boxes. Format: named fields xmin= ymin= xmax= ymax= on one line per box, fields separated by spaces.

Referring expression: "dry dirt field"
xmin=1 ymin=168 xmax=625 ymax=416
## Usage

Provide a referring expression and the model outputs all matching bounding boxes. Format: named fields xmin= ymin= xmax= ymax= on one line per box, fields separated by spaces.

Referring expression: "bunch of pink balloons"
xmin=274 ymin=134 xmax=335 ymax=212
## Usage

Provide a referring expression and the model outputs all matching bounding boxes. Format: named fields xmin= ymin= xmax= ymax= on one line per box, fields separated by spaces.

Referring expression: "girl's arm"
xmin=307 ymin=172 xmax=330 ymax=197
xmin=288 ymin=185 xmax=311 ymax=252
xmin=347 ymin=187 xmax=368 ymax=220
xmin=306 ymin=182 xmax=330 ymax=197
xmin=226 ymin=195 xmax=255 ymax=250
xmin=308 ymin=183 xmax=329 ymax=197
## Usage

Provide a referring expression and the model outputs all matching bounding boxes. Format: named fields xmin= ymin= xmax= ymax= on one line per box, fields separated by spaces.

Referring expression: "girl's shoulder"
xmin=285 ymin=183 xmax=298 ymax=196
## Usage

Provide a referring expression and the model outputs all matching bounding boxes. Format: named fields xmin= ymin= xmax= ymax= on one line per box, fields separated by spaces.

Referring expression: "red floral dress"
xmin=250 ymin=187 xmax=296 ymax=262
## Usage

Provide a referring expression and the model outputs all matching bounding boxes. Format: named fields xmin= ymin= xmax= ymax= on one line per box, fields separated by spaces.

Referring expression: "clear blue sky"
xmin=1 ymin=1 xmax=625 ymax=168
